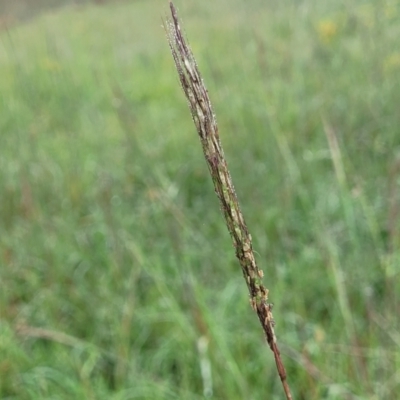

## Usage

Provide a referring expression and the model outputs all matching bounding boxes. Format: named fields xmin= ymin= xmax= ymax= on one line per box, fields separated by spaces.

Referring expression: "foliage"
xmin=1 ymin=0 xmax=399 ymax=399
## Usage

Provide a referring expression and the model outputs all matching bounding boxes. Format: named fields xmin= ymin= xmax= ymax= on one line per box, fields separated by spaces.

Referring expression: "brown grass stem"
xmin=164 ymin=3 xmax=292 ymax=399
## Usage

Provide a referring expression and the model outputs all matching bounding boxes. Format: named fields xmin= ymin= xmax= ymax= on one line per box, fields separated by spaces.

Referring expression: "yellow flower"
xmin=41 ymin=58 xmax=61 ymax=72
xmin=314 ymin=326 xmax=325 ymax=343
xmin=317 ymin=20 xmax=338 ymax=44
xmin=383 ymin=53 xmax=400 ymax=73
xmin=384 ymin=4 xmax=397 ymax=20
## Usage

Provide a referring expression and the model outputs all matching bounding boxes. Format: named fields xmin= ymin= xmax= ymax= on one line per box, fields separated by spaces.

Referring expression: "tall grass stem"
xmin=164 ymin=3 xmax=292 ymax=398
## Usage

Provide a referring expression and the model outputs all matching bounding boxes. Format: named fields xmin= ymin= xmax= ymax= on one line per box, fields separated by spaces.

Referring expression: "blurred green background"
xmin=1 ymin=0 xmax=399 ymax=399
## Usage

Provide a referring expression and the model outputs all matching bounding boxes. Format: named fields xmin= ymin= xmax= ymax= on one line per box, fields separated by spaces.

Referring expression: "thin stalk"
xmin=164 ymin=3 xmax=292 ymax=399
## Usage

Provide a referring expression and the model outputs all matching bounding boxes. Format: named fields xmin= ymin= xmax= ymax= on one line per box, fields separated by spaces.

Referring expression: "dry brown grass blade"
xmin=164 ymin=3 xmax=292 ymax=399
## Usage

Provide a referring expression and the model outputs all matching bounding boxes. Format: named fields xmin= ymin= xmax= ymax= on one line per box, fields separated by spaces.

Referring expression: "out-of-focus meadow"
xmin=1 ymin=0 xmax=399 ymax=398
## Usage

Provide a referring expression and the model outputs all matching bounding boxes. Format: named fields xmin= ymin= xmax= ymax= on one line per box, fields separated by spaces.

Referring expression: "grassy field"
xmin=1 ymin=0 xmax=399 ymax=399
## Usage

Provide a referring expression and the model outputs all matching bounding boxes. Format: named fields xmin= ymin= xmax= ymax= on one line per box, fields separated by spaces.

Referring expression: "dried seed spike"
xmin=164 ymin=3 xmax=292 ymax=399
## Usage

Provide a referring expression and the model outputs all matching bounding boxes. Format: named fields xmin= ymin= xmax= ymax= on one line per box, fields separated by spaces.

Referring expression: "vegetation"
xmin=1 ymin=0 xmax=399 ymax=399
